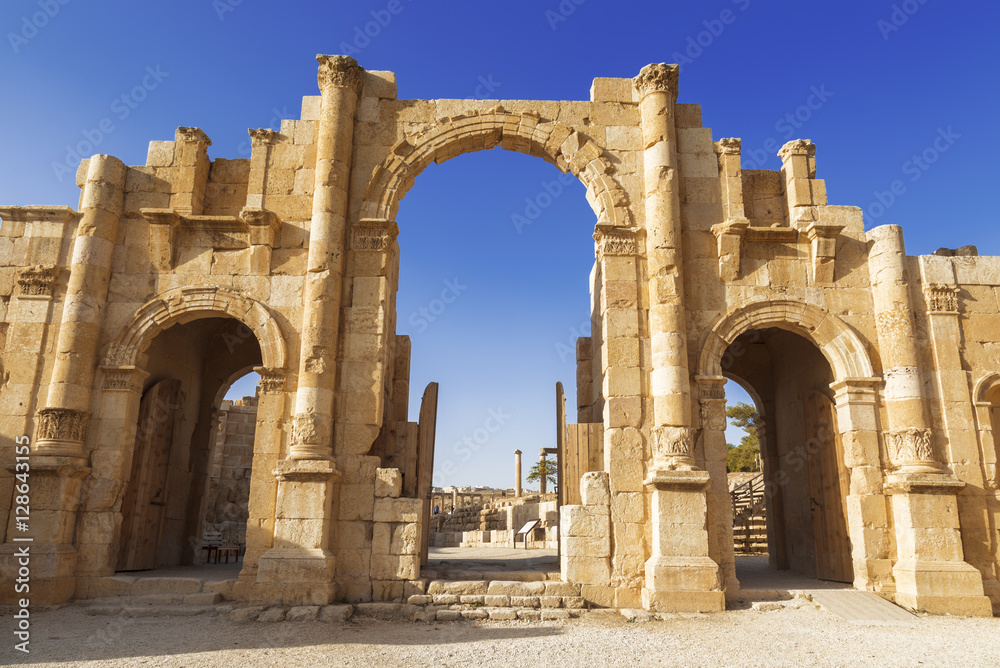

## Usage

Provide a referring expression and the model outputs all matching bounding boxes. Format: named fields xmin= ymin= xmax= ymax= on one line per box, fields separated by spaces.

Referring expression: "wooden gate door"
xmin=804 ymin=390 xmax=853 ymax=583
xmin=117 ymin=379 xmax=181 ymax=571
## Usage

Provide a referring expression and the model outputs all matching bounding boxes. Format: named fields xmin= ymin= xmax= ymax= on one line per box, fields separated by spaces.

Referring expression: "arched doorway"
xmin=115 ymin=317 xmax=264 ymax=570
xmin=722 ymin=327 xmax=852 ymax=581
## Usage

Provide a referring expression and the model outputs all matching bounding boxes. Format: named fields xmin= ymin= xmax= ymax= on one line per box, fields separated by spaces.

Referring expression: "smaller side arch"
xmin=102 ymin=286 xmax=287 ymax=371
xmin=973 ymin=372 xmax=1000 ymax=404
xmin=698 ymin=299 xmax=875 ymax=382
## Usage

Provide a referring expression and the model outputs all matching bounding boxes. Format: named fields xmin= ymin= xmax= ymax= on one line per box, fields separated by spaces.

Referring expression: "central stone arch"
xmin=359 ymin=107 xmax=633 ymax=226
xmin=698 ymin=298 xmax=874 ymax=381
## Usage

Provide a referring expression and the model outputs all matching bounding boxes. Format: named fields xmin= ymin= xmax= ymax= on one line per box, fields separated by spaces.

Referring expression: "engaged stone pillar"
xmin=634 ymin=63 xmax=691 ymax=431
xmin=289 ymin=54 xmax=364 ymax=461
xmin=538 ymin=449 xmax=548 ymax=495
xmin=868 ymin=225 xmax=991 ymax=615
xmin=36 ymin=155 xmax=126 ymax=459
xmin=514 ymin=449 xmax=522 ymax=497
xmin=257 ymin=55 xmax=363 ymax=603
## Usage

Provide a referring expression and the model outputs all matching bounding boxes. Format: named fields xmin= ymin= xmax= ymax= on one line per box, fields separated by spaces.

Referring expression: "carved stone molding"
xmin=714 ymin=138 xmax=742 ymax=155
xmin=777 ymin=139 xmax=816 ymax=160
xmin=100 ymin=366 xmax=148 ymax=392
xmin=886 ymin=427 xmax=940 ymax=472
xmin=16 ymin=265 xmax=58 ymax=297
xmin=804 ymin=221 xmax=845 ymax=285
xmin=710 ymin=219 xmax=748 ymax=282
xmin=248 ymin=128 xmax=281 ymax=146
xmin=594 ymin=224 xmax=641 ymax=259
xmin=925 ymin=284 xmax=960 ymax=313
xmin=633 ymin=63 xmax=679 ymax=101
xmin=351 ymin=219 xmax=399 ymax=252
xmin=652 ymin=426 xmax=698 ymax=471
xmin=694 ymin=375 xmax=727 ymax=401
xmin=316 ymin=54 xmax=364 ymax=95
xmin=240 ymin=207 xmax=282 ymax=247
xmin=36 ymin=408 xmax=90 ymax=448
xmin=175 ymin=126 xmax=212 ymax=145
xmin=273 ymin=458 xmax=341 ymax=483
xmin=255 ymin=366 xmax=286 ymax=393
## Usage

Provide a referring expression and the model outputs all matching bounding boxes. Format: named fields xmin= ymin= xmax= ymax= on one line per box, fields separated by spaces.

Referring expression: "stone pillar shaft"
xmin=514 ymin=449 xmax=522 ymax=497
xmin=634 ymin=63 xmax=691 ymax=431
xmin=36 ymin=155 xmax=127 ymax=458
xmin=289 ymin=54 xmax=364 ymax=461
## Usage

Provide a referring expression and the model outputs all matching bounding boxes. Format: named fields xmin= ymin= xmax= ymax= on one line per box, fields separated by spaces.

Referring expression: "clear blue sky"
xmin=2 ymin=1 xmax=996 ymax=488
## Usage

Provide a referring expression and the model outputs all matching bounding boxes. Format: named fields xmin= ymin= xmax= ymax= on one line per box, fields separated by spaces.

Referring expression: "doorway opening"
xmin=722 ymin=327 xmax=853 ymax=587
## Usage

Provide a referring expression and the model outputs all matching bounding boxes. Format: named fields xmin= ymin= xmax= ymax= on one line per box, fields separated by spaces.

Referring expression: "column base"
xmin=256 ymin=547 xmax=337 ymax=605
xmin=893 ymin=559 xmax=993 ymax=617
xmin=642 ymin=555 xmax=725 ymax=613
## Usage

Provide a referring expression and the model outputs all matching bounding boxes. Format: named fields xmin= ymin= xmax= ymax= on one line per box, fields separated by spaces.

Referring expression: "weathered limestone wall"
xmin=204 ymin=397 xmax=257 ymax=550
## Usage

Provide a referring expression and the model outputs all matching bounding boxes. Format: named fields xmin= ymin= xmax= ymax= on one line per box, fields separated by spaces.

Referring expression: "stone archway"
xmin=697 ymin=298 xmax=892 ymax=592
xmin=359 ymin=108 xmax=633 ymax=227
xmin=79 ymin=286 xmax=289 ymax=578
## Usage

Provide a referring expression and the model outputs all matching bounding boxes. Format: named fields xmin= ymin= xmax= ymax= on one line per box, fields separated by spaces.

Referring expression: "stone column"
xmin=867 ymin=226 xmax=991 ymax=615
xmin=289 ymin=53 xmax=364 ymax=461
xmin=538 ymin=450 xmax=548 ymax=495
xmin=633 ymin=63 xmax=722 ymax=613
xmin=634 ymin=63 xmax=691 ymax=433
xmin=514 ymin=449 xmax=522 ymax=497
xmin=36 ymin=155 xmax=127 ymax=459
xmin=256 ymin=55 xmax=363 ymax=604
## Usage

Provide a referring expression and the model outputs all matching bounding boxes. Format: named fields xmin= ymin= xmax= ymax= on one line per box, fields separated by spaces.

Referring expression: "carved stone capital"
xmin=35 ymin=408 xmax=91 ymax=456
xmin=714 ymin=137 xmax=742 ymax=155
xmin=925 ymin=284 xmax=960 ymax=313
xmin=694 ymin=375 xmax=727 ymax=401
xmin=351 ymin=219 xmax=399 ymax=252
xmin=633 ymin=63 xmax=679 ymax=101
xmin=652 ymin=426 xmax=699 ymax=471
xmin=240 ymin=207 xmax=282 ymax=247
xmin=248 ymin=128 xmax=281 ymax=145
xmin=17 ymin=265 xmax=58 ymax=297
xmin=778 ymin=139 xmax=816 ymax=160
xmin=254 ymin=366 xmax=286 ymax=393
xmin=316 ymin=54 xmax=364 ymax=95
xmin=175 ymin=127 xmax=212 ymax=145
xmin=886 ymin=428 xmax=941 ymax=473
xmin=594 ymin=224 xmax=641 ymax=259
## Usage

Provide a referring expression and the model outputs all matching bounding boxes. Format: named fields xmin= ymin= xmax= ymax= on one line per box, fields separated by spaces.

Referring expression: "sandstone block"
xmin=318 ymin=604 xmax=353 ymax=622
xmin=374 ymin=468 xmax=403 ymax=498
xmin=286 ymin=605 xmax=320 ymax=621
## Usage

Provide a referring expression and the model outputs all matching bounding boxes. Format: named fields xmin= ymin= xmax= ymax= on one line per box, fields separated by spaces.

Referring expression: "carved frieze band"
xmin=16 ymin=265 xmax=58 ymax=297
xmin=594 ymin=224 xmax=641 ymax=258
xmin=925 ymin=284 xmax=960 ymax=313
xmin=100 ymin=366 xmax=148 ymax=392
xmin=36 ymin=407 xmax=90 ymax=445
xmin=633 ymin=63 xmax=679 ymax=101
xmin=351 ymin=219 xmax=399 ymax=252
xmin=316 ymin=54 xmax=364 ymax=94
xmin=885 ymin=427 xmax=938 ymax=469
xmin=254 ymin=366 xmax=285 ymax=393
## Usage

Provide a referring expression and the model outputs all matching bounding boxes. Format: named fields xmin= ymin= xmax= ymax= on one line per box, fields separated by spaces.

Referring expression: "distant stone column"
xmin=288 ymin=54 xmax=364 ymax=461
xmin=514 ymin=449 xmax=522 ymax=497
xmin=539 ymin=449 xmax=548 ymax=495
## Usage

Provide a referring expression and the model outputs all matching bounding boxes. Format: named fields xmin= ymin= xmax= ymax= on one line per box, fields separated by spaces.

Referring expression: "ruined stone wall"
xmin=204 ymin=397 xmax=257 ymax=550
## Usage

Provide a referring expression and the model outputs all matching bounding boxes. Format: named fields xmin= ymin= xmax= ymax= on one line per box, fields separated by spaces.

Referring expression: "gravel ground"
xmin=3 ymin=602 xmax=1000 ymax=667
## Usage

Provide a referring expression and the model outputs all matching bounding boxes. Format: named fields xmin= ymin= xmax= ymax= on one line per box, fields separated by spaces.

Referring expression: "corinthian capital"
xmin=316 ymin=54 xmax=365 ymax=95
xmin=633 ymin=63 xmax=679 ymax=101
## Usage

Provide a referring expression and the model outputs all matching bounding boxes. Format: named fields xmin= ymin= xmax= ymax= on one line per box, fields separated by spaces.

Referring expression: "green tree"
xmin=526 ymin=459 xmax=558 ymax=489
xmin=726 ymin=402 xmax=761 ymax=472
